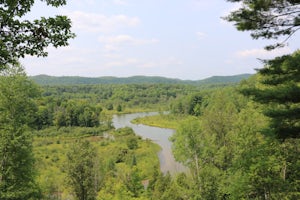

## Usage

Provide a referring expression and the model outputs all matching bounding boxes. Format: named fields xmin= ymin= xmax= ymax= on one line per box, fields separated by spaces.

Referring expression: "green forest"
xmin=1 ymin=52 xmax=300 ymax=199
xmin=29 ymin=74 xmax=252 ymax=86
xmin=1 ymin=0 xmax=300 ymax=200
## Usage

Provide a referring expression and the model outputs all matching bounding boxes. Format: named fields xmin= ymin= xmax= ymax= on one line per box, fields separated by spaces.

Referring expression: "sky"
xmin=21 ymin=0 xmax=299 ymax=80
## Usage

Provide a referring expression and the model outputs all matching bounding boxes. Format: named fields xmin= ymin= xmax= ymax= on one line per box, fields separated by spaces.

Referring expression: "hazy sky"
xmin=21 ymin=0 xmax=299 ymax=80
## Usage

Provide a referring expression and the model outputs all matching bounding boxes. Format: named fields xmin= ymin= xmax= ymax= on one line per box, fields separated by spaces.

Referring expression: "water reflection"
xmin=112 ymin=112 xmax=187 ymax=174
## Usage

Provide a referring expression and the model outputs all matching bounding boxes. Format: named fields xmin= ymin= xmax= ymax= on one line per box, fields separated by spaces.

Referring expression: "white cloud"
xmin=139 ymin=57 xmax=183 ymax=69
xmin=104 ymin=58 xmax=139 ymax=68
xmin=73 ymin=0 xmax=95 ymax=5
xmin=236 ymin=47 xmax=292 ymax=58
xmin=21 ymin=46 xmax=101 ymax=76
xmin=192 ymin=0 xmax=217 ymax=9
xmin=113 ymin=0 xmax=127 ymax=5
xmin=102 ymin=53 xmax=122 ymax=59
xmin=67 ymin=11 xmax=140 ymax=33
xmin=196 ymin=32 xmax=206 ymax=40
xmin=224 ymin=59 xmax=234 ymax=64
xmin=99 ymin=35 xmax=158 ymax=45
xmin=23 ymin=46 xmax=97 ymax=66
xmin=98 ymin=35 xmax=159 ymax=52
xmin=103 ymin=56 xmax=183 ymax=70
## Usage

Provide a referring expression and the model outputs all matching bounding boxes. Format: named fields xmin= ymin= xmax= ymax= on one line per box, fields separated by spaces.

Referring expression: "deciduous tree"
xmin=0 ymin=0 xmax=75 ymax=68
xmin=65 ymin=140 xmax=99 ymax=200
xmin=0 ymin=65 xmax=41 ymax=199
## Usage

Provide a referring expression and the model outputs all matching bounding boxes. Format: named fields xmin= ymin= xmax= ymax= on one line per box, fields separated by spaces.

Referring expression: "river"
xmin=112 ymin=112 xmax=187 ymax=174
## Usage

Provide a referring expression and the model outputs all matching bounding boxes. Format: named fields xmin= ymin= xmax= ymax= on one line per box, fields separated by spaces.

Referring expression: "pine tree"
xmin=225 ymin=0 xmax=300 ymax=50
xmin=241 ymin=50 xmax=300 ymax=140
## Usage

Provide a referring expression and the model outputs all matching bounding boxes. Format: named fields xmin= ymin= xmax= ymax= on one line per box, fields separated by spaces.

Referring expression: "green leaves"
xmin=170 ymin=86 xmax=299 ymax=198
xmin=0 ymin=0 xmax=75 ymax=66
xmin=42 ymin=0 xmax=66 ymax=7
xmin=0 ymin=65 xmax=40 ymax=128
xmin=0 ymin=0 xmax=35 ymax=17
xmin=0 ymin=65 xmax=41 ymax=199
xmin=65 ymin=140 xmax=98 ymax=200
xmin=53 ymin=100 xmax=101 ymax=128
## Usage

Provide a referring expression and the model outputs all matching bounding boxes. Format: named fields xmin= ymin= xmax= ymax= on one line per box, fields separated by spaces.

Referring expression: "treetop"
xmin=225 ymin=0 xmax=300 ymax=50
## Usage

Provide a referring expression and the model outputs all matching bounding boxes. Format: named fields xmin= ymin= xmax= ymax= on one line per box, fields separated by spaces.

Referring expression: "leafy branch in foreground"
xmin=0 ymin=0 xmax=75 ymax=68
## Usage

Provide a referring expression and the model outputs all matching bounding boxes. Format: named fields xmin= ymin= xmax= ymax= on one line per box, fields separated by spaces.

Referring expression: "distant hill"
xmin=195 ymin=74 xmax=253 ymax=85
xmin=30 ymin=74 xmax=252 ymax=86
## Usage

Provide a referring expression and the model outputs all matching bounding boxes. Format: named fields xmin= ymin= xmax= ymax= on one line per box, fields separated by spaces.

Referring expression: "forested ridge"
xmin=30 ymin=74 xmax=252 ymax=86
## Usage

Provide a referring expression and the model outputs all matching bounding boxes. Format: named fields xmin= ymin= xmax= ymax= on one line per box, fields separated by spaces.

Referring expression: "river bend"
xmin=112 ymin=112 xmax=186 ymax=174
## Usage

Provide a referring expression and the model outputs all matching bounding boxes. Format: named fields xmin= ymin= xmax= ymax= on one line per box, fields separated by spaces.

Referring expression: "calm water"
xmin=112 ymin=112 xmax=187 ymax=174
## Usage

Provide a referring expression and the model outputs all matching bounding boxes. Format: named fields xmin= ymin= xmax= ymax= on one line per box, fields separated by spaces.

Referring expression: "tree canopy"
xmin=0 ymin=0 xmax=75 ymax=68
xmin=65 ymin=140 xmax=98 ymax=200
xmin=225 ymin=1 xmax=300 ymax=140
xmin=225 ymin=0 xmax=300 ymax=50
xmin=0 ymin=65 xmax=41 ymax=199
xmin=241 ymin=50 xmax=300 ymax=140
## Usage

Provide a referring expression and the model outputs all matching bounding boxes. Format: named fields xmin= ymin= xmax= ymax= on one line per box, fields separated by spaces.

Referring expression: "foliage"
xmin=195 ymin=73 xmax=252 ymax=85
xmin=240 ymin=50 xmax=300 ymax=139
xmin=166 ymin=85 xmax=299 ymax=199
xmin=2 ymin=64 xmax=298 ymax=199
xmin=0 ymin=0 xmax=75 ymax=67
xmin=30 ymin=74 xmax=252 ymax=86
xmin=222 ymin=1 xmax=300 ymax=198
xmin=170 ymin=91 xmax=210 ymax=116
xmin=34 ymin=83 xmax=200 ymax=114
xmin=225 ymin=0 xmax=300 ymax=50
xmin=53 ymin=100 xmax=101 ymax=128
xmin=33 ymin=124 xmax=160 ymax=199
xmin=65 ymin=140 xmax=98 ymax=200
xmin=170 ymin=88 xmax=244 ymax=198
xmin=0 ymin=65 xmax=41 ymax=199
xmin=170 ymin=117 xmax=202 ymax=179
xmin=132 ymin=113 xmax=185 ymax=129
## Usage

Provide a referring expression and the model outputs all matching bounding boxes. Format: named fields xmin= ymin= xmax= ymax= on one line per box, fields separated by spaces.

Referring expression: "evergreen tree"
xmin=241 ymin=50 xmax=300 ymax=139
xmin=225 ymin=0 xmax=300 ymax=49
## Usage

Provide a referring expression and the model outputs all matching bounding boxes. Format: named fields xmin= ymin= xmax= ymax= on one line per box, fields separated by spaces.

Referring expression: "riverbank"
xmin=131 ymin=113 xmax=186 ymax=130
xmin=113 ymin=112 xmax=188 ymax=174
